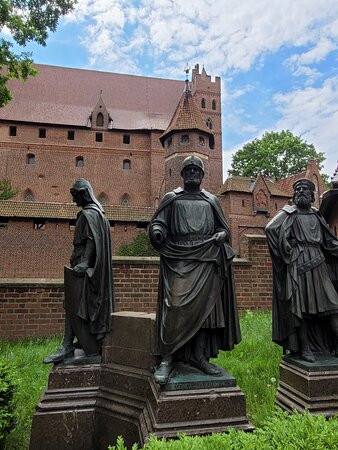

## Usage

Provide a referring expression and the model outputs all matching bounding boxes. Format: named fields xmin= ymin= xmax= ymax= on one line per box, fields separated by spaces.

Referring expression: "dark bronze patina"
xmin=149 ymin=156 xmax=241 ymax=384
xmin=44 ymin=179 xmax=113 ymax=365
xmin=266 ymin=178 xmax=338 ymax=363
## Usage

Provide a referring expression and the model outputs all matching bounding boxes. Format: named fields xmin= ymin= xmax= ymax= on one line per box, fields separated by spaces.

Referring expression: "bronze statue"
xmin=265 ymin=178 xmax=338 ymax=363
xmin=44 ymin=179 xmax=113 ymax=364
xmin=149 ymin=156 xmax=241 ymax=384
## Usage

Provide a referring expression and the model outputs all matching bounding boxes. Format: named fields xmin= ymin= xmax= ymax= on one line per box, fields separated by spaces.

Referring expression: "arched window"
xmin=26 ymin=153 xmax=35 ymax=165
xmin=24 ymin=189 xmax=34 ymax=202
xmin=201 ymin=98 xmax=206 ymax=109
xmin=96 ymin=113 xmax=104 ymax=127
xmin=98 ymin=193 xmax=108 ymax=206
xmin=199 ymin=136 xmax=205 ymax=146
xmin=212 ymin=99 xmax=216 ymax=110
xmin=75 ymin=156 xmax=84 ymax=168
xmin=181 ymin=134 xmax=189 ymax=144
xmin=206 ymin=118 xmax=212 ymax=130
xmin=121 ymin=194 xmax=130 ymax=206
xmin=123 ymin=159 xmax=131 ymax=170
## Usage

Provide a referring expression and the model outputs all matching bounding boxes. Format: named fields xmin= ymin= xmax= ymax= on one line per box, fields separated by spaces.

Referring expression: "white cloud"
xmin=66 ymin=0 xmax=338 ymax=76
xmin=274 ymin=77 xmax=338 ymax=175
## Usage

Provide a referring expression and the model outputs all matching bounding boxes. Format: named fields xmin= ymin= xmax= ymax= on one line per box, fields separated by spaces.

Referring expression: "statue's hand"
xmin=72 ymin=262 xmax=89 ymax=277
xmin=213 ymin=231 xmax=227 ymax=246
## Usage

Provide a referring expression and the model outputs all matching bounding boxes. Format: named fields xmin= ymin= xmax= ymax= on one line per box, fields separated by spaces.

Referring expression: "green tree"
xmin=229 ymin=130 xmax=326 ymax=180
xmin=0 ymin=179 xmax=18 ymax=199
xmin=0 ymin=0 xmax=75 ymax=107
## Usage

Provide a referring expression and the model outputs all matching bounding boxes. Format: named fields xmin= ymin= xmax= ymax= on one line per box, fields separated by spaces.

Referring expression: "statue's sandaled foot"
xmin=197 ymin=358 xmax=223 ymax=376
xmin=43 ymin=344 xmax=74 ymax=364
xmin=300 ymin=349 xmax=315 ymax=363
xmin=154 ymin=358 xmax=172 ymax=385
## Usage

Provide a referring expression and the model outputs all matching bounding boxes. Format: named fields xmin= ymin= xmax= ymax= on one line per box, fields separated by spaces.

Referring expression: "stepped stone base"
xmin=30 ymin=312 xmax=252 ymax=450
xmin=276 ymin=355 xmax=338 ymax=417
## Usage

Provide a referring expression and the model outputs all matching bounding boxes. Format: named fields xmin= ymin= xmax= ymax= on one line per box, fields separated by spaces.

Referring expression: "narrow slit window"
xmin=96 ymin=113 xmax=104 ymax=127
xmin=39 ymin=128 xmax=46 ymax=138
xmin=68 ymin=130 xmax=75 ymax=140
xmin=201 ymin=98 xmax=206 ymax=109
xmin=212 ymin=99 xmax=216 ymax=110
xmin=123 ymin=134 xmax=130 ymax=144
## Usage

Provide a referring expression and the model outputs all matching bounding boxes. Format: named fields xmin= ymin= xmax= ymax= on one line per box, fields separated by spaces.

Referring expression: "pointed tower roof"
xmin=159 ymin=83 xmax=214 ymax=147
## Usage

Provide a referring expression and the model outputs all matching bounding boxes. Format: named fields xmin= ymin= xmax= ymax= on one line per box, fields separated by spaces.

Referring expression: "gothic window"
xmin=96 ymin=113 xmax=104 ymax=127
xmin=9 ymin=125 xmax=16 ymax=136
xmin=68 ymin=130 xmax=75 ymax=140
xmin=123 ymin=134 xmax=130 ymax=144
xmin=24 ymin=189 xmax=34 ymax=202
xmin=96 ymin=132 xmax=103 ymax=142
xmin=98 ymin=192 xmax=108 ymax=206
xmin=201 ymin=98 xmax=206 ymax=109
xmin=75 ymin=156 xmax=84 ymax=167
xmin=181 ymin=134 xmax=189 ymax=144
xmin=39 ymin=128 xmax=46 ymax=138
xmin=123 ymin=159 xmax=131 ymax=170
xmin=199 ymin=136 xmax=205 ymax=146
xmin=121 ymin=194 xmax=130 ymax=206
xmin=206 ymin=118 xmax=212 ymax=130
xmin=212 ymin=99 xmax=216 ymax=110
xmin=26 ymin=153 xmax=35 ymax=165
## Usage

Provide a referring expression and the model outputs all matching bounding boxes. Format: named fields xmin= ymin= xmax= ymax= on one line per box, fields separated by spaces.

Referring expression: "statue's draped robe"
xmin=265 ymin=205 xmax=338 ymax=353
xmin=70 ymin=205 xmax=113 ymax=340
xmin=150 ymin=188 xmax=241 ymax=359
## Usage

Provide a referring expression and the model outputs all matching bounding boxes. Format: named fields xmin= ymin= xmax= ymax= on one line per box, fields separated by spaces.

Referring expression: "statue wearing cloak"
xmin=266 ymin=204 xmax=338 ymax=356
xmin=150 ymin=187 xmax=241 ymax=363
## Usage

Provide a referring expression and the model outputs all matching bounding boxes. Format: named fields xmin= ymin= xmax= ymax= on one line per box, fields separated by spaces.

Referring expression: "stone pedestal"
xmin=276 ymin=355 xmax=338 ymax=417
xmin=30 ymin=312 xmax=252 ymax=449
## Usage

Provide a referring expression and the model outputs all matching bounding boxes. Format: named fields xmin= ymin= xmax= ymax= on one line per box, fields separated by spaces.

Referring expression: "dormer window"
xmin=24 ymin=189 xmax=34 ymax=201
xmin=96 ymin=113 xmax=104 ymax=127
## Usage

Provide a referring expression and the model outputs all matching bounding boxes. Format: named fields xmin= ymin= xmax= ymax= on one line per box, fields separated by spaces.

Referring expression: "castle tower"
xmin=191 ymin=64 xmax=222 ymax=193
xmin=160 ymin=69 xmax=215 ymax=193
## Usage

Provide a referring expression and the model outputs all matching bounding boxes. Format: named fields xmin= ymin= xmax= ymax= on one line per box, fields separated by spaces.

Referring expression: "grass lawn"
xmin=1 ymin=312 xmax=337 ymax=449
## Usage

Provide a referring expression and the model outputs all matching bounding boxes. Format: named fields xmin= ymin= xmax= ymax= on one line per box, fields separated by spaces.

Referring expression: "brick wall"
xmin=0 ymin=236 xmax=273 ymax=340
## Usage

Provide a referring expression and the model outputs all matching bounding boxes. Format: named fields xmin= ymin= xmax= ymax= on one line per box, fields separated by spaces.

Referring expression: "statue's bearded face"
xmin=182 ymin=165 xmax=203 ymax=188
xmin=294 ymin=183 xmax=313 ymax=208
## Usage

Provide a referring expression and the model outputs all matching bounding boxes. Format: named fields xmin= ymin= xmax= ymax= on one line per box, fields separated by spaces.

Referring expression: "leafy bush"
xmin=117 ymin=232 xmax=159 ymax=257
xmin=0 ymin=361 xmax=16 ymax=446
xmin=109 ymin=410 xmax=338 ymax=449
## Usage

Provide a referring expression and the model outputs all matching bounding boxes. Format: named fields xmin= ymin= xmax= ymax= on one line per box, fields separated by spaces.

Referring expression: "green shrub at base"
xmin=0 ymin=361 xmax=16 ymax=447
xmin=117 ymin=232 xmax=158 ymax=257
xmin=109 ymin=409 xmax=338 ymax=449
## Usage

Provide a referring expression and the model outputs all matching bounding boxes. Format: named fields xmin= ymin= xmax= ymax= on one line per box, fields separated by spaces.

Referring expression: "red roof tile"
xmin=0 ymin=200 xmax=155 ymax=221
xmin=218 ymin=176 xmax=290 ymax=197
xmin=160 ymin=88 xmax=214 ymax=145
xmin=0 ymin=64 xmax=184 ymax=130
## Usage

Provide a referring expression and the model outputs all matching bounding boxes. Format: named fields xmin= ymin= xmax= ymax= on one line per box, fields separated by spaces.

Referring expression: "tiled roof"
xmin=160 ymin=88 xmax=214 ymax=145
xmin=218 ymin=176 xmax=290 ymax=197
xmin=0 ymin=201 xmax=155 ymax=222
xmin=275 ymin=172 xmax=306 ymax=196
xmin=0 ymin=64 xmax=184 ymax=130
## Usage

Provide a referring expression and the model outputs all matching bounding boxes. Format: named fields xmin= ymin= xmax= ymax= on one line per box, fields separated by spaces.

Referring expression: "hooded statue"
xmin=149 ymin=156 xmax=241 ymax=384
xmin=265 ymin=178 xmax=338 ymax=363
xmin=44 ymin=179 xmax=113 ymax=364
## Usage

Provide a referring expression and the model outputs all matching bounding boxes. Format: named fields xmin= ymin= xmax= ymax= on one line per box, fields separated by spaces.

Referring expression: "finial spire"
xmin=184 ymin=63 xmax=191 ymax=94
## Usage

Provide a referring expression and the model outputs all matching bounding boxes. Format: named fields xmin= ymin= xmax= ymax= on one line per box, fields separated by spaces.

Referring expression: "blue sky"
xmin=2 ymin=0 xmax=338 ymax=180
